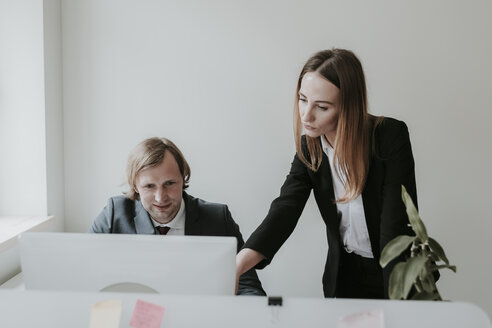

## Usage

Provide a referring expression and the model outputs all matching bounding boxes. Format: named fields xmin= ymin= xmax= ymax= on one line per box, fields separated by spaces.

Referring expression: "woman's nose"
xmin=302 ymin=105 xmax=314 ymax=122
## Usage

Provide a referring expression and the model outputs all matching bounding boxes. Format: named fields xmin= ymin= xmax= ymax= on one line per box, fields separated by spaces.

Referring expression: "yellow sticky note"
xmin=89 ymin=300 xmax=122 ymax=328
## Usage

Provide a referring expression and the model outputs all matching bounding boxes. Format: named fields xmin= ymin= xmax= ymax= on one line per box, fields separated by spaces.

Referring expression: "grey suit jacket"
xmin=89 ymin=192 xmax=265 ymax=296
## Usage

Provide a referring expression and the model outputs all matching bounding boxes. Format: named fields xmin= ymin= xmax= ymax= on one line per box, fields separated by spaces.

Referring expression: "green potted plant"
xmin=380 ymin=185 xmax=456 ymax=300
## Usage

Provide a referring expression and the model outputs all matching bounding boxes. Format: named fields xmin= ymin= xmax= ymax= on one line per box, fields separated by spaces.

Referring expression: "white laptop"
xmin=18 ymin=232 xmax=236 ymax=295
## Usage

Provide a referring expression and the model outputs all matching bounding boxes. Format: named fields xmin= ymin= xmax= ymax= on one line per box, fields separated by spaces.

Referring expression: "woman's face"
xmin=298 ymin=71 xmax=340 ymax=145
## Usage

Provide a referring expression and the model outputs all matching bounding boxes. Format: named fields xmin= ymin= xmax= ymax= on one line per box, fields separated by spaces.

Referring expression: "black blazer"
xmin=90 ymin=192 xmax=266 ymax=296
xmin=244 ymin=117 xmax=417 ymax=298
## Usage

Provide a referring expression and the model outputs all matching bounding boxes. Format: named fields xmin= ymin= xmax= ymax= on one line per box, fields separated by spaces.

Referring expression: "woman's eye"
xmin=299 ymin=98 xmax=307 ymax=103
xmin=317 ymin=105 xmax=328 ymax=111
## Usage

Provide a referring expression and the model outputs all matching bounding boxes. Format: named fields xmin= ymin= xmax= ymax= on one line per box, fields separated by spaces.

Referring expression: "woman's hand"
xmin=235 ymin=248 xmax=265 ymax=294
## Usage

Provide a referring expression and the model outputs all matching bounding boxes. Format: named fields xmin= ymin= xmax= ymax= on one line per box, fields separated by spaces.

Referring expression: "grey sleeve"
xmin=88 ymin=198 xmax=114 ymax=233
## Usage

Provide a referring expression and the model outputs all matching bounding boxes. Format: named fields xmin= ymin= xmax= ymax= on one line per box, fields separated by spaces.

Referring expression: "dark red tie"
xmin=156 ymin=226 xmax=171 ymax=235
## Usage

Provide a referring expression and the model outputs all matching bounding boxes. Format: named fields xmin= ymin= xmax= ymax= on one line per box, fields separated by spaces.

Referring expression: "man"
xmin=89 ymin=137 xmax=265 ymax=296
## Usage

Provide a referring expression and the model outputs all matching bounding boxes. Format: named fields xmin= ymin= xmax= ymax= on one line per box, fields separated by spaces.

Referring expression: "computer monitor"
xmin=18 ymin=232 xmax=237 ymax=295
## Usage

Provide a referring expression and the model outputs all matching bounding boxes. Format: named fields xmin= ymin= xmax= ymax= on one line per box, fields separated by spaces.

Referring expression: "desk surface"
xmin=0 ymin=289 xmax=490 ymax=328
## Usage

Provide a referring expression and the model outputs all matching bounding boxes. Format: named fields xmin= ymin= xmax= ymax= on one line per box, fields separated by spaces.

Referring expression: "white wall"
xmin=0 ymin=0 xmax=47 ymax=216
xmin=43 ymin=0 xmax=65 ymax=232
xmin=0 ymin=0 xmax=64 ymax=284
xmin=61 ymin=0 xmax=492 ymax=317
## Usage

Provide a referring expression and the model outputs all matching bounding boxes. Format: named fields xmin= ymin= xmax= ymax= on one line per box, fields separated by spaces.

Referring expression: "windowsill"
xmin=0 ymin=216 xmax=55 ymax=253
xmin=0 ymin=272 xmax=24 ymax=289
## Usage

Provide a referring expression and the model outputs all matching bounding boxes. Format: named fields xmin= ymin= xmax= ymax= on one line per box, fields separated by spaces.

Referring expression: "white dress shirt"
xmin=321 ymin=136 xmax=374 ymax=258
xmin=151 ymin=199 xmax=186 ymax=235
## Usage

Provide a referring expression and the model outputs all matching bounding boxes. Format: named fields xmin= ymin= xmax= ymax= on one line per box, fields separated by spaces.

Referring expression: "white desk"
xmin=0 ymin=289 xmax=490 ymax=328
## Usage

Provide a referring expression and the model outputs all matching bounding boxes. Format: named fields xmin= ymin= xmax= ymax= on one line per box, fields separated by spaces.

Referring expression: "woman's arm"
xmin=242 ymin=150 xmax=313 ymax=269
xmin=235 ymin=248 xmax=265 ymax=293
xmin=223 ymin=207 xmax=266 ymax=295
xmin=236 ymin=138 xmax=313 ymax=292
xmin=378 ymin=119 xmax=417 ymax=297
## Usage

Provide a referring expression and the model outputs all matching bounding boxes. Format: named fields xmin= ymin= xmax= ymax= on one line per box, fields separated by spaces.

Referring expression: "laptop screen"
xmin=18 ymin=232 xmax=236 ymax=295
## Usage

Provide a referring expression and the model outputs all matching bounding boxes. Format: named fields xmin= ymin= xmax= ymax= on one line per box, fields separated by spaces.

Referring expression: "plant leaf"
xmin=420 ymin=277 xmax=435 ymax=293
xmin=428 ymin=237 xmax=449 ymax=265
xmin=419 ymin=264 xmax=436 ymax=293
xmin=401 ymin=255 xmax=428 ymax=299
xmin=402 ymin=185 xmax=428 ymax=241
xmin=435 ymin=264 xmax=457 ymax=273
xmin=388 ymin=255 xmax=427 ymax=299
xmin=429 ymin=253 xmax=440 ymax=262
xmin=380 ymin=235 xmax=416 ymax=268
xmin=388 ymin=262 xmax=406 ymax=299
xmin=414 ymin=275 xmax=423 ymax=293
xmin=411 ymin=290 xmax=442 ymax=300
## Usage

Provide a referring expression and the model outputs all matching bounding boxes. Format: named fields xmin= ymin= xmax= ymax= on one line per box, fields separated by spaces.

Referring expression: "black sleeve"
xmin=378 ymin=120 xmax=418 ymax=297
xmin=243 ymin=151 xmax=312 ymax=269
xmin=88 ymin=198 xmax=114 ymax=233
xmin=223 ymin=206 xmax=266 ymax=296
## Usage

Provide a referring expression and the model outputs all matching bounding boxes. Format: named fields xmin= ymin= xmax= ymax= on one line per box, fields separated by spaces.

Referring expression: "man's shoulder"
xmin=184 ymin=193 xmax=240 ymax=237
xmin=90 ymin=195 xmax=141 ymax=233
xmin=107 ymin=195 xmax=138 ymax=206
xmin=106 ymin=195 xmax=142 ymax=216
xmin=109 ymin=194 xmax=133 ymax=203
xmin=185 ymin=193 xmax=227 ymax=212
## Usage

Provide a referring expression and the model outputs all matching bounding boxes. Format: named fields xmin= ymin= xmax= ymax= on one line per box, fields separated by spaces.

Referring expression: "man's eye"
xmin=145 ymin=184 xmax=154 ymax=189
xmin=166 ymin=181 xmax=175 ymax=186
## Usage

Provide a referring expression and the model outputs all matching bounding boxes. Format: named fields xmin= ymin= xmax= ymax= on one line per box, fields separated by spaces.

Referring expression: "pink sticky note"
xmin=129 ymin=299 xmax=166 ymax=328
xmin=337 ymin=308 xmax=385 ymax=328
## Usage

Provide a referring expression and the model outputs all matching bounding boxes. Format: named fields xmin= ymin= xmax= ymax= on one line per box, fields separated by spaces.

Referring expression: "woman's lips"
xmin=304 ymin=124 xmax=315 ymax=131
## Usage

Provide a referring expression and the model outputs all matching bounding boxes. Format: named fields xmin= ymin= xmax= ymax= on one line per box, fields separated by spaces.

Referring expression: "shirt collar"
xmin=151 ymin=199 xmax=186 ymax=230
xmin=320 ymin=135 xmax=334 ymax=155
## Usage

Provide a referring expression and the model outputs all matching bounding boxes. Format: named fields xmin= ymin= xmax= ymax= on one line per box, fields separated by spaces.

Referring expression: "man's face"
xmin=135 ymin=151 xmax=184 ymax=224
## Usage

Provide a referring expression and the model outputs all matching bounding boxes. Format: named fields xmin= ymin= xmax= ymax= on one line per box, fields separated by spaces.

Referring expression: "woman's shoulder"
xmin=374 ymin=116 xmax=409 ymax=139
xmin=372 ymin=116 xmax=411 ymax=155
xmin=374 ymin=116 xmax=408 ymax=134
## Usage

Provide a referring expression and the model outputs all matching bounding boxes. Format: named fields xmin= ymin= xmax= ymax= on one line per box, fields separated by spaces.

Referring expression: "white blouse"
xmin=321 ymin=136 xmax=374 ymax=258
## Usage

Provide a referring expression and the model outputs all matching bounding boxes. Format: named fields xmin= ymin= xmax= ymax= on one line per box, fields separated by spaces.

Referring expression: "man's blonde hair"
xmin=125 ymin=137 xmax=190 ymax=200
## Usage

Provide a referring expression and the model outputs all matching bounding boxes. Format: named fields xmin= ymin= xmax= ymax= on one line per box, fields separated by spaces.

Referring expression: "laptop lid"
xmin=18 ymin=232 xmax=236 ymax=295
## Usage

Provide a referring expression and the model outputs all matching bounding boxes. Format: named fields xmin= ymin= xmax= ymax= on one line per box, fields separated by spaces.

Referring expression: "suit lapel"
xmin=183 ymin=192 xmax=201 ymax=236
xmin=362 ymin=155 xmax=383 ymax=259
xmin=313 ymin=152 xmax=340 ymax=230
xmin=134 ymin=200 xmax=156 ymax=234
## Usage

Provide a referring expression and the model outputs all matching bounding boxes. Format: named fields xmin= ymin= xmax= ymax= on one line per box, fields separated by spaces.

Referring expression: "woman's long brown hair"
xmin=294 ymin=49 xmax=378 ymax=203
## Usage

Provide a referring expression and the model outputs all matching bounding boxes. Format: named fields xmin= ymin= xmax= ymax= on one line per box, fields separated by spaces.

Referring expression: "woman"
xmin=236 ymin=48 xmax=417 ymax=299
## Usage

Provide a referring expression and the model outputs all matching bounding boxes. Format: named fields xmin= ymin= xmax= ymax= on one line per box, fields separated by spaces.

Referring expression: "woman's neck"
xmin=324 ymin=132 xmax=337 ymax=148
